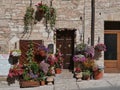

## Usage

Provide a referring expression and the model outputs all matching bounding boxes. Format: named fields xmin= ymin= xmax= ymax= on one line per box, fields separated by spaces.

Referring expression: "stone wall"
xmin=0 ymin=0 xmax=120 ymax=53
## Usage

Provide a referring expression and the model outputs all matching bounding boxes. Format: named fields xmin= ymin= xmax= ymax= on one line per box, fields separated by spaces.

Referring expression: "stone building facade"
xmin=0 ymin=0 xmax=120 ymax=74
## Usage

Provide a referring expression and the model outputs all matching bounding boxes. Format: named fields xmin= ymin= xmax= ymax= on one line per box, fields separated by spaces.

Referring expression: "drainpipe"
xmin=30 ymin=0 xmax=32 ymax=7
xmin=91 ymin=0 xmax=95 ymax=46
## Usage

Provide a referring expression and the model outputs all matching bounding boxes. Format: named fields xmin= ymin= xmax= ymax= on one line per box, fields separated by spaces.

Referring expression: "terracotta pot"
xmin=39 ymin=50 xmax=46 ymax=57
xmin=93 ymin=70 xmax=103 ymax=80
xmin=19 ymin=80 xmax=40 ymax=88
xmin=40 ymin=81 xmax=45 ymax=86
xmin=55 ymin=68 xmax=61 ymax=74
xmin=82 ymin=75 xmax=90 ymax=80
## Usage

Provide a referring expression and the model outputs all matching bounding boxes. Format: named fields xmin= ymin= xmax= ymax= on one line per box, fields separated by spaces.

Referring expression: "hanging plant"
xmin=24 ymin=6 xmax=34 ymax=33
xmin=35 ymin=1 xmax=56 ymax=30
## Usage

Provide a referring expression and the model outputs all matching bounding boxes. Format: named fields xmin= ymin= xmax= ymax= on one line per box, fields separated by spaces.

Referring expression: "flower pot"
xmin=19 ymin=80 xmax=40 ymax=88
xmin=93 ymin=70 xmax=103 ymax=80
xmin=46 ymin=76 xmax=54 ymax=85
xmin=75 ymin=72 xmax=82 ymax=79
xmin=39 ymin=50 xmax=46 ymax=57
xmin=40 ymin=81 xmax=45 ymax=86
xmin=55 ymin=68 xmax=61 ymax=74
xmin=82 ymin=75 xmax=90 ymax=80
xmin=9 ymin=56 xmax=19 ymax=65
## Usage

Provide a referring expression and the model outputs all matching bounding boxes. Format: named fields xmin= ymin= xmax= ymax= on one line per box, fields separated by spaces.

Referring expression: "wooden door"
xmin=104 ymin=30 xmax=120 ymax=73
xmin=56 ymin=30 xmax=75 ymax=70
xmin=19 ymin=40 xmax=43 ymax=64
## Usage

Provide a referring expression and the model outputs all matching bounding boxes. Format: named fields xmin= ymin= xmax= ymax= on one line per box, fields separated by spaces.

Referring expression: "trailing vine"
xmin=23 ymin=1 xmax=56 ymax=37
xmin=24 ymin=6 xmax=34 ymax=33
xmin=35 ymin=1 xmax=56 ymax=30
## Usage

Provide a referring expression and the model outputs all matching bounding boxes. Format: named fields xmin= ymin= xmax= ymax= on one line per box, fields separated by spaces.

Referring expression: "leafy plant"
xmin=82 ymin=70 xmax=91 ymax=76
xmin=22 ymin=41 xmax=40 ymax=81
xmin=94 ymin=43 xmax=106 ymax=52
xmin=35 ymin=2 xmax=56 ymax=30
xmin=24 ymin=6 xmax=34 ymax=33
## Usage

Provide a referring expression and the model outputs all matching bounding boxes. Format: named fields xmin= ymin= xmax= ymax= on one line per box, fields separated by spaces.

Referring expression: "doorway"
xmin=104 ymin=21 xmax=120 ymax=73
xmin=56 ymin=29 xmax=75 ymax=70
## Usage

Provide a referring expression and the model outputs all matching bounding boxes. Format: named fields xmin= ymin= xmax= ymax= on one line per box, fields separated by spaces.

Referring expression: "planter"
xmin=55 ymin=68 xmax=61 ymax=74
xmin=40 ymin=81 xmax=45 ymax=86
xmin=9 ymin=56 xmax=19 ymax=65
xmin=82 ymin=75 xmax=90 ymax=80
xmin=39 ymin=50 xmax=46 ymax=57
xmin=75 ymin=72 xmax=82 ymax=79
xmin=93 ymin=70 xmax=103 ymax=80
xmin=75 ymin=72 xmax=83 ymax=82
xmin=19 ymin=80 xmax=40 ymax=88
xmin=46 ymin=76 xmax=54 ymax=85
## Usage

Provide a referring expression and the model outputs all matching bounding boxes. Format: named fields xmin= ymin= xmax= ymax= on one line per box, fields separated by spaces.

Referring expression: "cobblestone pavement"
xmin=0 ymin=70 xmax=120 ymax=90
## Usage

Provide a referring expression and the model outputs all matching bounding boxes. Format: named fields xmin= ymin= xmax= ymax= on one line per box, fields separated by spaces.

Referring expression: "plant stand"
xmin=46 ymin=76 xmax=54 ymax=85
xmin=75 ymin=72 xmax=82 ymax=82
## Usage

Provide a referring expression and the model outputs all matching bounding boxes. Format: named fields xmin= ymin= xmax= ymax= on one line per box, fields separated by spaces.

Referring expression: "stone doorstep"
xmin=0 ymin=76 xmax=7 ymax=81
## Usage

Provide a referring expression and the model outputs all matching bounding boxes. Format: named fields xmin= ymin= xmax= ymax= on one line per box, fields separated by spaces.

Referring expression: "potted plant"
xmin=7 ymin=64 xmax=23 ymax=85
xmin=74 ymin=67 xmax=82 ymax=80
xmin=20 ymin=62 xmax=40 ymax=88
xmin=9 ymin=49 xmax=21 ymax=65
xmin=93 ymin=64 xmax=104 ymax=80
xmin=94 ymin=43 xmax=106 ymax=60
xmin=24 ymin=6 xmax=34 ymax=33
xmin=94 ymin=43 xmax=106 ymax=52
xmin=82 ymin=70 xmax=91 ymax=80
xmin=35 ymin=1 xmax=56 ymax=30
xmin=54 ymin=49 xmax=64 ymax=74
xmin=19 ymin=42 xmax=40 ymax=88
xmin=38 ymin=70 xmax=46 ymax=86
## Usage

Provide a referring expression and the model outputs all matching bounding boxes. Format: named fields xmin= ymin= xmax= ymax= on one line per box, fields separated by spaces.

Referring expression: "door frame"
xmin=104 ymin=30 xmax=120 ymax=73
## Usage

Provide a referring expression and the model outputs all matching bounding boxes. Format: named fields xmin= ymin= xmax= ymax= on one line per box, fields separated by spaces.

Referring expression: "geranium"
xmin=94 ymin=43 xmax=106 ymax=52
xmin=47 ymin=54 xmax=57 ymax=66
xmin=35 ymin=1 xmax=49 ymax=13
xmin=8 ymin=64 xmax=23 ymax=78
xmin=10 ymin=50 xmax=21 ymax=57
xmin=54 ymin=49 xmax=64 ymax=68
xmin=75 ymin=67 xmax=81 ymax=73
xmin=73 ymin=54 xmax=86 ymax=62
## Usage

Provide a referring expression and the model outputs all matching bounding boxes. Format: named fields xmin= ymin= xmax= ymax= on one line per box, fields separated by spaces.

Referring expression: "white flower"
xmin=11 ymin=50 xmax=21 ymax=56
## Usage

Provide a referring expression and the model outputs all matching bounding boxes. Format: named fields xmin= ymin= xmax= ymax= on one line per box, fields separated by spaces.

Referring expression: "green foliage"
xmin=44 ymin=7 xmax=56 ymax=30
xmin=22 ymin=41 xmax=39 ymax=81
xmin=26 ymin=41 xmax=34 ymax=62
xmin=82 ymin=70 xmax=91 ymax=76
xmin=24 ymin=6 xmax=34 ymax=33
xmin=38 ymin=70 xmax=46 ymax=81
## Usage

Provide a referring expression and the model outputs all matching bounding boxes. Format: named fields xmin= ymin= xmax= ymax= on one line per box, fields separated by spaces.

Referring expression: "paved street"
xmin=0 ymin=70 xmax=120 ymax=90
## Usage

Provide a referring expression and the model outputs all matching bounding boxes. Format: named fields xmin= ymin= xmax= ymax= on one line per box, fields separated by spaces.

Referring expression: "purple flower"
xmin=38 ymin=45 xmax=48 ymax=52
xmin=94 ymin=44 xmax=106 ymax=52
xmin=73 ymin=54 xmax=86 ymax=62
xmin=84 ymin=46 xmax=94 ymax=58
